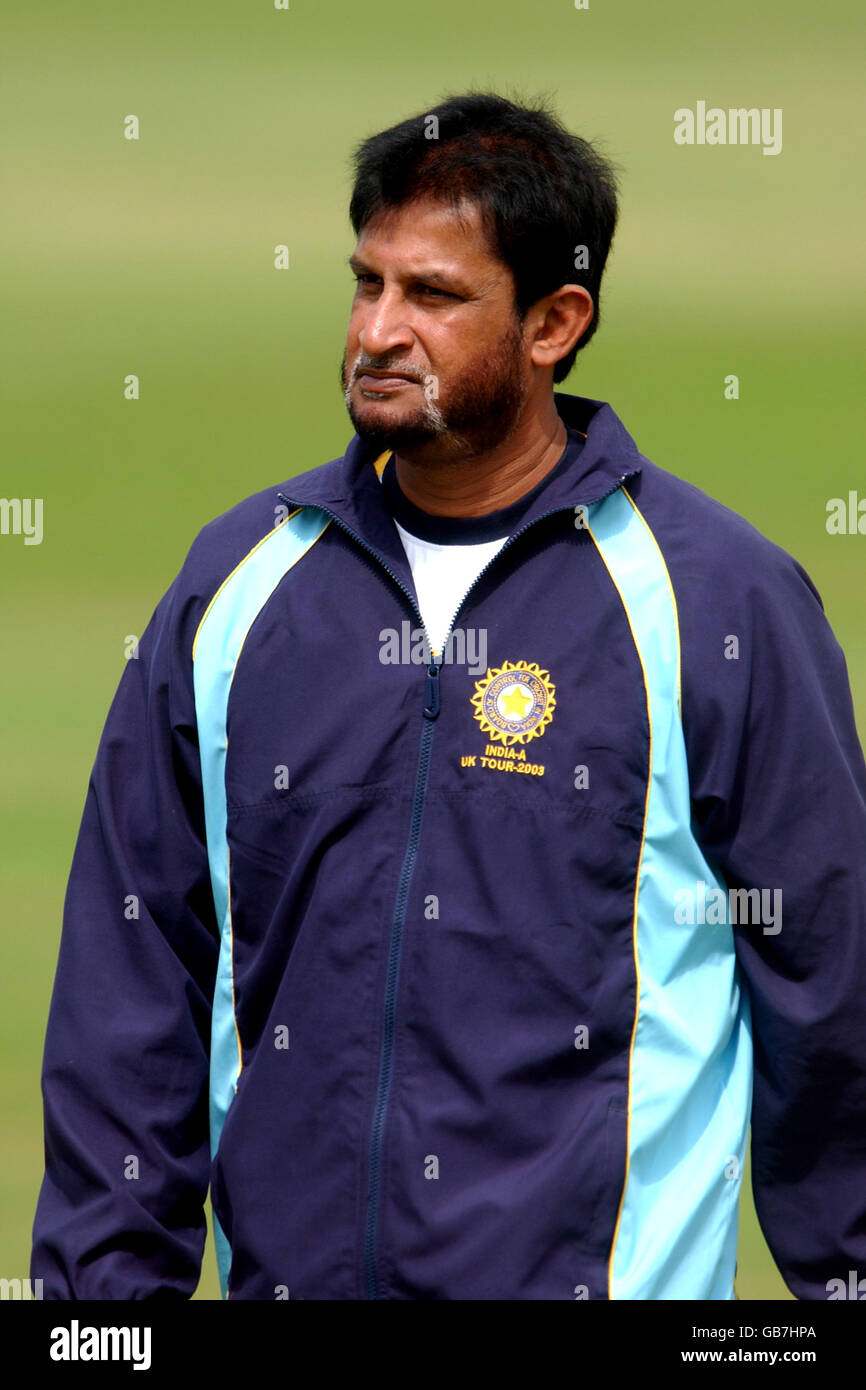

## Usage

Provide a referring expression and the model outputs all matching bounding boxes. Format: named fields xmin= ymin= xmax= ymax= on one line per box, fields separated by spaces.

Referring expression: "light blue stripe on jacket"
xmin=588 ymin=487 xmax=752 ymax=1299
xmin=192 ymin=505 xmax=331 ymax=1296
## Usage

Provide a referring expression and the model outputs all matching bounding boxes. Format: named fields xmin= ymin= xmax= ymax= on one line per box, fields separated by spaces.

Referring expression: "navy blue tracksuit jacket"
xmin=31 ymin=391 xmax=866 ymax=1299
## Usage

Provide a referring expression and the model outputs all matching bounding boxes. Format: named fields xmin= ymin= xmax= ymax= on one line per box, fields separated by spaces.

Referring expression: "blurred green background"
xmin=2 ymin=0 xmax=863 ymax=1301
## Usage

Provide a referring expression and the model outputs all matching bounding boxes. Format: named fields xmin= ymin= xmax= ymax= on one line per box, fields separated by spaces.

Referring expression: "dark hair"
xmin=348 ymin=91 xmax=620 ymax=382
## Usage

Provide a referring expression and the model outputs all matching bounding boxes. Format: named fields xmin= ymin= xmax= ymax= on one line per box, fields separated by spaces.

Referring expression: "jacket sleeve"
xmin=683 ymin=544 xmax=866 ymax=1300
xmin=31 ymin=567 xmax=219 ymax=1298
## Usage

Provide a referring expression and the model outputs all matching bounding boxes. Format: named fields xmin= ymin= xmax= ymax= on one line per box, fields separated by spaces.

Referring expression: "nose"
xmin=357 ymin=285 xmax=414 ymax=361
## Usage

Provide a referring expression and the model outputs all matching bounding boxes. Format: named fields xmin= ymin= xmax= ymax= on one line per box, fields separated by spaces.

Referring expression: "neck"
xmin=393 ymin=394 xmax=568 ymax=518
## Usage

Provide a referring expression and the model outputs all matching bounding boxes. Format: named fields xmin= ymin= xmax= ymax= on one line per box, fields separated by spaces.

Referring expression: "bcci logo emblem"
xmin=471 ymin=661 xmax=556 ymax=746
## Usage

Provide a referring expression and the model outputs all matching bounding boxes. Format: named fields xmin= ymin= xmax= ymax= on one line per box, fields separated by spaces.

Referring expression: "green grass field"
xmin=2 ymin=0 xmax=863 ymax=1300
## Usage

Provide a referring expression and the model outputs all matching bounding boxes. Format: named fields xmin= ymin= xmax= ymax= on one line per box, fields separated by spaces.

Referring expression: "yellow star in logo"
xmin=500 ymin=683 xmax=533 ymax=718
xmin=471 ymin=661 xmax=556 ymax=746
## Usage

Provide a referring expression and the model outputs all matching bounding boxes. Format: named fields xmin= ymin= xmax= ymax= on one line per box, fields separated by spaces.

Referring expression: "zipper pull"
xmin=423 ymin=660 xmax=441 ymax=720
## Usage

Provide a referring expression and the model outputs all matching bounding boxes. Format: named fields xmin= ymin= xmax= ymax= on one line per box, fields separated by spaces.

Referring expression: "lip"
xmin=356 ymin=371 xmax=418 ymax=390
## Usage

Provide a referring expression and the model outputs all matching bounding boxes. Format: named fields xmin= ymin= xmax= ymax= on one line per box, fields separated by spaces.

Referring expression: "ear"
xmin=527 ymin=285 xmax=594 ymax=370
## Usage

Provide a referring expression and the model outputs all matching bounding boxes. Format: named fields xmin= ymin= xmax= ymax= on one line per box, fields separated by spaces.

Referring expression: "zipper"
xmin=362 ymin=711 xmax=435 ymax=1297
xmin=276 ymin=467 xmax=636 ymax=1299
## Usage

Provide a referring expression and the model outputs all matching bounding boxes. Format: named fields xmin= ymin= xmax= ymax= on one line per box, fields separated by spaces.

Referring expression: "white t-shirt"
xmin=392 ymin=524 xmax=506 ymax=657
xmin=377 ymin=426 xmax=586 ymax=657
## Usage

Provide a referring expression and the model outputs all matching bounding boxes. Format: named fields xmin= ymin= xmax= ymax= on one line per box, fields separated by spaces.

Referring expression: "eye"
xmin=418 ymin=284 xmax=455 ymax=299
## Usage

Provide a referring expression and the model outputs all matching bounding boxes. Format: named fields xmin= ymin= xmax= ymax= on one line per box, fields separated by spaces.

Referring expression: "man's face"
xmin=342 ymin=196 xmax=530 ymax=459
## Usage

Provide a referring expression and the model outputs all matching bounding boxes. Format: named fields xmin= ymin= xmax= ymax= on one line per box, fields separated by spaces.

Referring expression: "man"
xmin=32 ymin=92 xmax=866 ymax=1300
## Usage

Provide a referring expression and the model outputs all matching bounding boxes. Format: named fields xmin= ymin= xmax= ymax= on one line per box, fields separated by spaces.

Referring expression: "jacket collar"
xmin=277 ymin=392 xmax=643 ymax=580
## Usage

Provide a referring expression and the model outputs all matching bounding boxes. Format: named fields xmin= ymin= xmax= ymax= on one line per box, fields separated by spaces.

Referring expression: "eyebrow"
xmin=347 ymin=255 xmax=468 ymax=293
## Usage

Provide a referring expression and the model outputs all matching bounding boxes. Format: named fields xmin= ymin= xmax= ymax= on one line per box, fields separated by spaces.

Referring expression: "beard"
xmin=341 ymin=314 xmax=530 ymax=460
